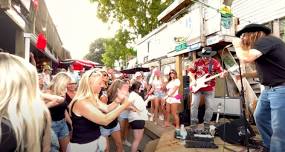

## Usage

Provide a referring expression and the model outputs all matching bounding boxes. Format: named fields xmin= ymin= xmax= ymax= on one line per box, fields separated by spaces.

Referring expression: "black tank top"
xmin=65 ymin=93 xmax=72 ymax=106
xmin=70 ymin=101 xmax=101 ymax=144
xmin=0 ymin=118 xmax=17 ymax=151
xmin=49 ymin=100 xmax=67 ymax=121
xmin=100 ymin=93 xmax=118 ymax=129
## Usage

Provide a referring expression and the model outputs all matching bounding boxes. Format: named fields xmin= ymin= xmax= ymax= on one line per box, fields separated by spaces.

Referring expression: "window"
xmin=279 ymin=18 xmax=285 ymax=41
xmin=263 ymin=22 xmax=273 ymax=31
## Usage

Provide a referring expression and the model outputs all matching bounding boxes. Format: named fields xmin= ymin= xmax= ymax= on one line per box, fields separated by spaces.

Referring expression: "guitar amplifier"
xmin=212 ymin=97 xmax=241 ymax=116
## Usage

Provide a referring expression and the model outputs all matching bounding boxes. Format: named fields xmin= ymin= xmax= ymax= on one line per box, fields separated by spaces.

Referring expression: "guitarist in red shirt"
xmin=188 ymin=47 xmax=226 ymax=127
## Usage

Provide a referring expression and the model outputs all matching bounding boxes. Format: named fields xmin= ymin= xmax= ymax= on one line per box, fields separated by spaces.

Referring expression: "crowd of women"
xmin=0 ymin=52 xmax=182 ymax=152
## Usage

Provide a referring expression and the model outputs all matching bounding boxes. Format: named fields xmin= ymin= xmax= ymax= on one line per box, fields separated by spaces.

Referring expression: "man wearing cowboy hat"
xmin=233 ymin=23 xmax=285 ymax=152
xmin=188 ymin=47 xmax=226 ymax=127
xmin=41 ymin=64 xmax=53 ymax=90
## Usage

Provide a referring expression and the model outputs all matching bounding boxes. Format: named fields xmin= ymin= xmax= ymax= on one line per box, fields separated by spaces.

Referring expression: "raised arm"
xmin=233 ymin=38 xmax=262 ymax=63
xmin=75 ymin=99 xmax=131 ymax=126
xmin=96 ymin=100 xmax=120 ymax=113
xmin=41 ymin=92 xmax=65 ymax=108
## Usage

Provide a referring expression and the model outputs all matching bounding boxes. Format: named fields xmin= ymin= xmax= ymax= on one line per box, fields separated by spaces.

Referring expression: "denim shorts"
xmin=154 ymin=91 xmax=165 ymax=98
xmin=100 ymin=123 xmax=120 ymax=136
xmin=50 ymin=129 xmax=60 ymax=152
xmin=119 ymin=110 xmax=129 ymax=121
xmin=51 ymin=119 xmax=69 ymax=140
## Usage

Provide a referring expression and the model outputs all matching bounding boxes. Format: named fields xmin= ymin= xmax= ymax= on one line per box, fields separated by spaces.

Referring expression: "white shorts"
xmin=166 ymin=97 xmax=181 ymax=104
xmin=67 ymin=136 xmax=106 ymax=152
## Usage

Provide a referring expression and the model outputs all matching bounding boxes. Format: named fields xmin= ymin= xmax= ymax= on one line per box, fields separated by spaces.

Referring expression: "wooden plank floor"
xmin=155 ymin=129 xmax=258 ymax=152
xmin=144 ymin=121 xmax=260 ymax=152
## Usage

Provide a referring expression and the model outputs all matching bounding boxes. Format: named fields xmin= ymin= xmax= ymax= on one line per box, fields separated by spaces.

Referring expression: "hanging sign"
xmin=175 ymin=42 xmax=188 ymax=52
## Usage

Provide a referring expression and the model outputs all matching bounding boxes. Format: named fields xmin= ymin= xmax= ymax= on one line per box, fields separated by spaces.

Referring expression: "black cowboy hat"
xmin=235 ymin=23 xmax=271 ymax=37
xmin=197 ymin=47 xmax=216 ymax=57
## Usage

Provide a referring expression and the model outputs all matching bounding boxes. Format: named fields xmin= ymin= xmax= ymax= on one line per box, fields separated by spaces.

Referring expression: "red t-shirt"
xmin=188 ymin=58 xmax=223 ymax=91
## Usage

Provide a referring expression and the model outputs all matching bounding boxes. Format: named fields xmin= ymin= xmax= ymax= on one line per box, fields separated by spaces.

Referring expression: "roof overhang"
xmin=158 ymin=0 xmax=193 ymax=23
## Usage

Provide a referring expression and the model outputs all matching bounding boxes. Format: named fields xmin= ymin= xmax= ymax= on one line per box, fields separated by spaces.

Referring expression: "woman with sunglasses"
xmin=165 ymin=70 xmax=180 ymax=129
xmin=68 ymin=69 xmax=131 ymax=151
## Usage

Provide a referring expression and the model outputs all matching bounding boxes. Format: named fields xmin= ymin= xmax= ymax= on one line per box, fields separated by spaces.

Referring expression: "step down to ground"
xmin=144 ymin=139 xmax=159 ymax=152
xmin=144 ymin=121 xmax=175 ymax=139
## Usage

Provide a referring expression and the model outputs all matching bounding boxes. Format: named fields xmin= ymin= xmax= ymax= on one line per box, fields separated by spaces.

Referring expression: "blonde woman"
xmin=47 ymin=72 xmax=72 ymax=152
xmin=68 ymin=69 xmax=132 ymax=152
xmin=0 ymin=53 xmax=50 ymax=152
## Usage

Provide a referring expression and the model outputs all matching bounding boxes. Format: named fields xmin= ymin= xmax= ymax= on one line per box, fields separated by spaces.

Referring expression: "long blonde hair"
xmin=0 ymin=53 xmax=49 ymax=151
xmin=49 ymin=72 xmax=71 ymax=96
xmin=71 ymin=69 xmax=102 ymax=105
xmin=240 ymin=31 xmax=267 ymax=50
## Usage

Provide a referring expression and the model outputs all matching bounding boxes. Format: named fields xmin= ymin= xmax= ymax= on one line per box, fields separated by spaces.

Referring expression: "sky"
xmin=46 ymin=0 xmax=118 ymax=59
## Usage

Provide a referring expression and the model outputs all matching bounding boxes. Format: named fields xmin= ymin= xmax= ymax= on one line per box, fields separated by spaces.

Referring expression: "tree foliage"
xmin=84 ymin=38 xmax=106 ymax=65
xmin=90 ymin=0 xmax=174 ymax=37
xmin=102 ymin=29 xmax=136 ymax=67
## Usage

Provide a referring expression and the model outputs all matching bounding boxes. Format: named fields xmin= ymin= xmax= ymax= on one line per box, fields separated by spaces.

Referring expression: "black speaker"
xmin=216 ymin=119 xmax=255 ymax=145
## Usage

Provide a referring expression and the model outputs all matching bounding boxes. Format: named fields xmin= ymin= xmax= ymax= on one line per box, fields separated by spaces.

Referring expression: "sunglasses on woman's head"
xmin=89 ymin=70 xmax=101 ymax=78
xmin=68 ymin=82 xmax=77 ymax=85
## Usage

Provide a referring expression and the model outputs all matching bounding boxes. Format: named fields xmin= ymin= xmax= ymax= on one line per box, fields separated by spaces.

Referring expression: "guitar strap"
xmin=208 ymin=58 xmax=213 ymax=74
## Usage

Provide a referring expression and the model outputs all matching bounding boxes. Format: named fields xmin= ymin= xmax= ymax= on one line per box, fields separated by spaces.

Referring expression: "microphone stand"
xmin=237 ymin=58 xmax=250 ymax=152
xmin=221 ymin=44 xmax=250 ymax=152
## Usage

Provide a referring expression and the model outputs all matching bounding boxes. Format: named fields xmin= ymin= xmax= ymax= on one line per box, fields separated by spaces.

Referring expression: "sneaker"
xmin=159 ymin=114 xmax=164 ymax=121
xmin=149 ymin=114 xmax=154 ymax=122
xmin=123 ymin=140 xmax=132 ymax=147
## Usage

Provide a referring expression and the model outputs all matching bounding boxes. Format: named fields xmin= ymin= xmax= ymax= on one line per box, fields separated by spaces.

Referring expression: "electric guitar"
xmin=190 ymin=66 xmax=239 ymax=93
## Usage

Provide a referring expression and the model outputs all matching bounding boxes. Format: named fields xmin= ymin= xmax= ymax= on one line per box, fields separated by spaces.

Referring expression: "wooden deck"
xmin=155 ymin=130 xmax=256 ymax=152
xmin=144 ymin=121 xmax=260 ymax=152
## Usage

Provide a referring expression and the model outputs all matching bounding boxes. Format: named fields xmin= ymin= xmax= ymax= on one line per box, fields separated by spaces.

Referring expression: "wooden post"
xmin=176 ymin=55 xmax=183 ymax=111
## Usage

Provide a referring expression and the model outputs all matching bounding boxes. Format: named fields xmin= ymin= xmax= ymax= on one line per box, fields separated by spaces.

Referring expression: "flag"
xmin=36 ymin=33 xmax=47 ymax=51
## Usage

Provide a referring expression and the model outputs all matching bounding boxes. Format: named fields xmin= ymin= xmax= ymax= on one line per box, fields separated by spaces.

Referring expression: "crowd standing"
xmin=0 ymin=51 xmax=186 ymax=152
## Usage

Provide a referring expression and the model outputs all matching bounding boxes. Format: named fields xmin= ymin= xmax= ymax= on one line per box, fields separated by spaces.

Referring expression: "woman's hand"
xmin=121 ymin=99 xmax=132 ymax=108
xmin=116 ymin=89 xmax=128 ymax=101
xmin=129 ymin=104 xmax=140 ymax=112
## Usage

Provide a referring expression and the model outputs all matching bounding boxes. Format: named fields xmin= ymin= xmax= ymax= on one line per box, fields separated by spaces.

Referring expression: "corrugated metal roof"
xmin=232 ymin=0 xmax=285 ymax=29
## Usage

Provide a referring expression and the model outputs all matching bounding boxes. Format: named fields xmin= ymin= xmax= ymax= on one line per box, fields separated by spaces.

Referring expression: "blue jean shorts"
xmin=51 ymin=119 xmax=69 ymax=140
xmin=100 ymin=123 xmax=120 ymax=136
xmin=154 ymin=91 xmax=165 ymax=98
xmin=119 ymin=110 xmax=129 ymax=121
xmin=50 ymin=129 xmax=60 ymax=152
